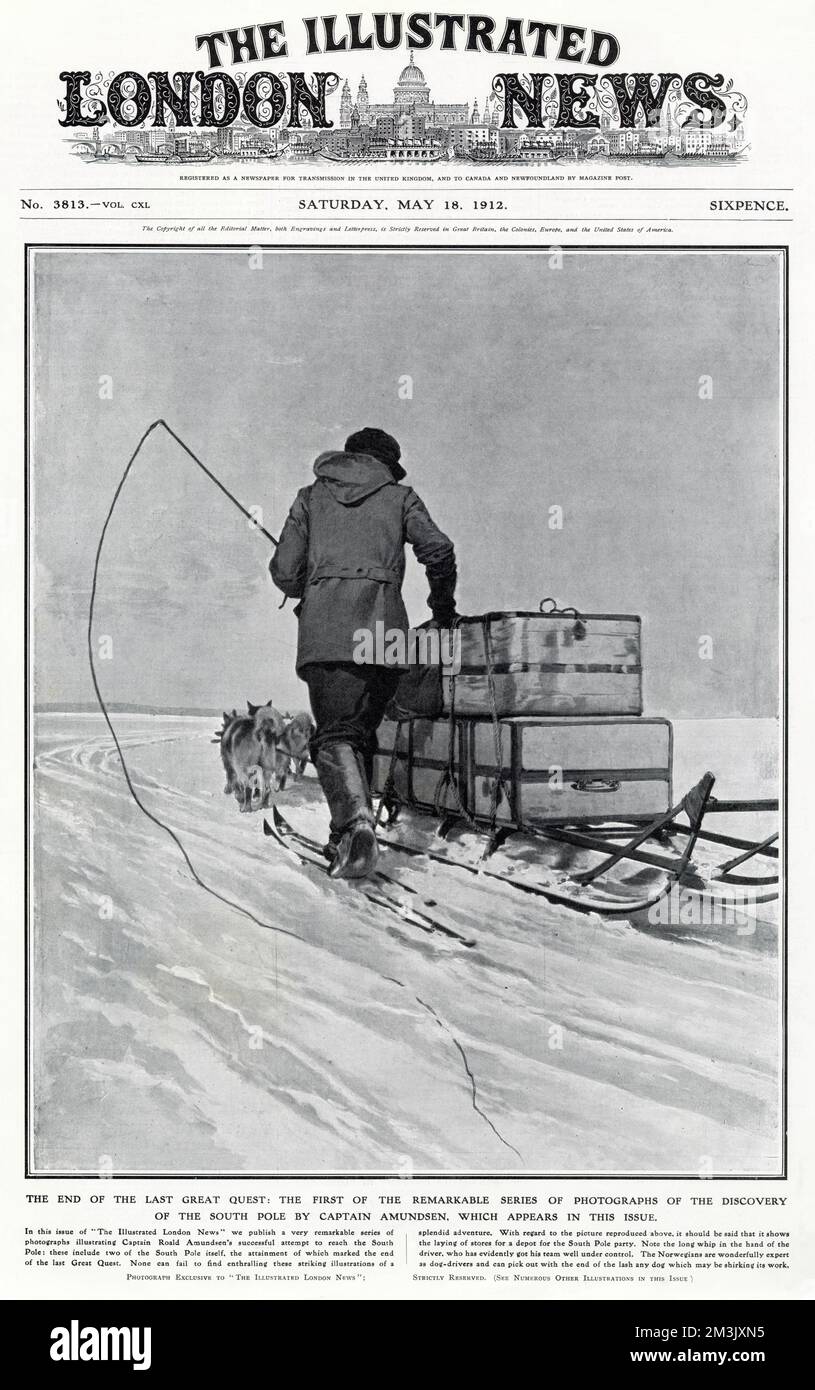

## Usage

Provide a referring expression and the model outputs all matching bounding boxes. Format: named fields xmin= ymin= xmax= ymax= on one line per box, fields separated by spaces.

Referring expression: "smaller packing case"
xmin=442 ymin=611 xmax=643 ymax=717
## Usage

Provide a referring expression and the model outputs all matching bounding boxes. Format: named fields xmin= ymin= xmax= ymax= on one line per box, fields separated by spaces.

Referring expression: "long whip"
xmin=86 ymin=419 xmax=303 ymax=942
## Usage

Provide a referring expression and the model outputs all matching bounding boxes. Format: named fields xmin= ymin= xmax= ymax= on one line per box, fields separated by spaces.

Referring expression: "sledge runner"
xmin=270 ymin=427 xmax=457 ymax=880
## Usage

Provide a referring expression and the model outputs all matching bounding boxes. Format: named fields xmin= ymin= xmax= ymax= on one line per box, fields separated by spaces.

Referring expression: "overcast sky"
xmin=32 ymin=247 xmax=781 ymax=718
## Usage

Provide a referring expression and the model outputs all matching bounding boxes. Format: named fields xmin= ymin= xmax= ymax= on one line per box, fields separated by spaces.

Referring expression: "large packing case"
xmin=373 ymin=715 xmax=673 ymax=828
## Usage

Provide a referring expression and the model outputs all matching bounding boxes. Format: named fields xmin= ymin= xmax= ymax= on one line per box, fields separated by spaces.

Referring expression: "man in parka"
xmin=270 ymin=427 xmax=457 ymax=880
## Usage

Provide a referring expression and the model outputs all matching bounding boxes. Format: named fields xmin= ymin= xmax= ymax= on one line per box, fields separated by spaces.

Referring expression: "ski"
xmin=264 ymin=809 xmax=477 ymax=948
xmin=268 ymin=806 xmax=769 ymax=924
xmin=273 ymin=806 xmax=675 ymax=919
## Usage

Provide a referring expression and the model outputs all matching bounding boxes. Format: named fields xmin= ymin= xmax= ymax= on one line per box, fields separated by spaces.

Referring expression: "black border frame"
xmin=23 ymin=242 xmax=789 ymax=1181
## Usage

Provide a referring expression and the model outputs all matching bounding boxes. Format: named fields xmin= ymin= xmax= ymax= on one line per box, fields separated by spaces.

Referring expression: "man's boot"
xmin=313 ymin=743 xmax=378 ymax=880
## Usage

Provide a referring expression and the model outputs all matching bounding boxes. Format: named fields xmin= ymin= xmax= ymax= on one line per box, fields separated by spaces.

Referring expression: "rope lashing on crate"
xmin=430 ymin=615 xmax=512 ymax=847
xmin=434 ymin=633 xmax=482 ymax=832
xmin=374 ymin=718 xmax=406 ymax=830
xmin=481 ymin=617 xmax=514 ymax=834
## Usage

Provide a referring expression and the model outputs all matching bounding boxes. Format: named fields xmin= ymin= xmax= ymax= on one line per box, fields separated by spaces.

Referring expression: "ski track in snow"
xmin=30 ymin=714 xmax=781 ymax=1176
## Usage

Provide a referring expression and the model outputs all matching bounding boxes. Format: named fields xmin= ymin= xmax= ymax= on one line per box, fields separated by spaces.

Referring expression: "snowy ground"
xmin=30 ymin=713 xmax=781 ymax=1177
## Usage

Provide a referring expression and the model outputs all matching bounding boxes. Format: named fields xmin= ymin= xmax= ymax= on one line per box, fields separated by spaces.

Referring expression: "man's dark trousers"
xmin=302 ymin=662 xmax=399 ymax=788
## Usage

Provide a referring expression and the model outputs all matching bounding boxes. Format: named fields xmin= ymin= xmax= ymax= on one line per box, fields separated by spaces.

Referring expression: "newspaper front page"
xmin=1 ymin=0 xmax=812 ymax=1328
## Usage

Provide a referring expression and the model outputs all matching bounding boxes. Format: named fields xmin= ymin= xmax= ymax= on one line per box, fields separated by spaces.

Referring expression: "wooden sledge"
xmin=376 ymin=762 xmax=780 ymax=919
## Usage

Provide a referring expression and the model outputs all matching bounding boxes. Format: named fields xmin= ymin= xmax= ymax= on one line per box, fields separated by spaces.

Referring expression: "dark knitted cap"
xmin=345 ymin=427 xmax=405 ymax=480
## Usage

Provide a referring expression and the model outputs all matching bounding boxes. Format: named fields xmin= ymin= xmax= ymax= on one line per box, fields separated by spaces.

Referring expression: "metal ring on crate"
xmin=539 ymin=596 xmax=581 ymax=619
xmin=571 ymin=778 xmax=622 ymax=794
